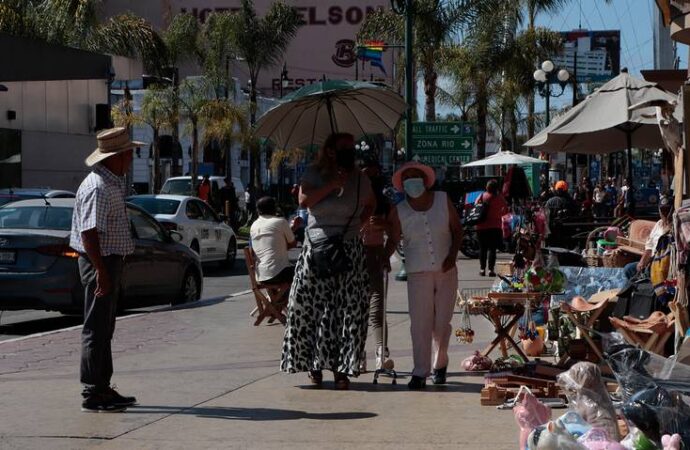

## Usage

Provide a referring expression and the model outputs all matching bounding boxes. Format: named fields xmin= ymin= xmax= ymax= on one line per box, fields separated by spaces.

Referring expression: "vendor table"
xmin=459 ymin=291 xmax=546 ymax=361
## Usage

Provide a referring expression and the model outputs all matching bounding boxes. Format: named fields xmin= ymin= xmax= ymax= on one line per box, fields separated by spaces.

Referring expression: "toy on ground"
xmin=513 ymin=386 xmax=551 ymax=450
xmin=576 ymin=427 xmax=625 ymax=450
xmin=662 ymin=434 xmax=682 ymax=450
xmin=462 ymin=351 xmax=492 ymax=372
xmin=527 ymin=420 xmax=586 ymax=450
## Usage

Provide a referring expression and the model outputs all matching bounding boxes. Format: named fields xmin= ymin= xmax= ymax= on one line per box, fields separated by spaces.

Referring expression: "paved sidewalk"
xmin=0 ymin=256 xmax=528 ymax=450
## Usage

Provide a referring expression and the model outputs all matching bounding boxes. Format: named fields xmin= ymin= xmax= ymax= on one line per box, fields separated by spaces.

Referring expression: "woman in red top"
xmin=475 ymin=179 xmax=508 ymax=276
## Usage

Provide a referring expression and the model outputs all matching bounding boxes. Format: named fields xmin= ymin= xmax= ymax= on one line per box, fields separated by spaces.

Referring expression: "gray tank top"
xmin=302 ymin=166 xmax=369 ymax=241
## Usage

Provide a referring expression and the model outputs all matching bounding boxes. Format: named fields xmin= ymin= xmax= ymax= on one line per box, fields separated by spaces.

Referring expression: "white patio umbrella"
xmin=461 ymin=150 xmax=547 ymax=168
xmin=523 ymin=70 xmax=682 ymax=179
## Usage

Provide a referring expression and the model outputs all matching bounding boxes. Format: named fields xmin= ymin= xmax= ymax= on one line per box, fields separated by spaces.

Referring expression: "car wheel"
xmin=222 ymin=237 xmax=237 ymax=269
xmin=174 ymin=269 xmax=200 ymax=305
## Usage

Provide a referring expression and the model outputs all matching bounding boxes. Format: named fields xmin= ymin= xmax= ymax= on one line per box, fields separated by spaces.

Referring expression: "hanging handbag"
xmin=465 ymin=193 xmax=490 ymax=226
xmin=307 ymin=174 xmax=361 ymax=278
xmin=612 ymin=275 xmax=656 ymax=320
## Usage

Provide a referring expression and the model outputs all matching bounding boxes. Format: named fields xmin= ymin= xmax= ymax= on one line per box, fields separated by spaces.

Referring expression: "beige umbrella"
xmin=523 ymin=70 xmax=681 ymax=179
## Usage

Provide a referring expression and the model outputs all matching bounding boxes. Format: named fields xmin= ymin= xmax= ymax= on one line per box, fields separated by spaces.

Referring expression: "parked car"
xmin=126 ymin=194 xmax=237 ymax=267
xmin=0 ymin=188 xmax=75 ymax=207
xmin=160 ymin=176 xmax=245 ymax=210
xmin=0 ymin=198 xmax=203 ymax=314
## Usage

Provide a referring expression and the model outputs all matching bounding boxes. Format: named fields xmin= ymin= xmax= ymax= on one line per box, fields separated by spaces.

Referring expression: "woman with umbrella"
xmin=280 ymin=133 xmax=375 ymax=390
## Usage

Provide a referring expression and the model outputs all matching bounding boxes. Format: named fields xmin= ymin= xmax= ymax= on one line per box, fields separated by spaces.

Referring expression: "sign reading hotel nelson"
xmin=102 ymin=1 xmax=391 ymax=92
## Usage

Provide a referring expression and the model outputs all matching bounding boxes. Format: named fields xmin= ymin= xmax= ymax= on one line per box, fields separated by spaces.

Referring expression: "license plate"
xmin=0 ymin=250 xmax=16 ymax=264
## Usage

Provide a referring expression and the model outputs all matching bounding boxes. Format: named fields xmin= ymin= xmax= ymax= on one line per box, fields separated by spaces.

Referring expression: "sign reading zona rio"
xmin=410 ymin=122 xmax=475 ymax=166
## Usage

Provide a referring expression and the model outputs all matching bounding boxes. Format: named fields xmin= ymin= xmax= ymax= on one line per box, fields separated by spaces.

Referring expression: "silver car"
xmin=0 ymin=199 xmax=203 ymax=314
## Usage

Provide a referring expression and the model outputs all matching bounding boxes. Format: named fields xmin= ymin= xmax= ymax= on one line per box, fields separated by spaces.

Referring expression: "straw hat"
xmin=392 ymin=161 xmax=436 ymax=192
xmin=85 ymin=127 xmax=146 ymax=167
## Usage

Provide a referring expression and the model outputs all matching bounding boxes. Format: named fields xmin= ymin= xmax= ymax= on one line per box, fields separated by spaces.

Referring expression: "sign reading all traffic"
xmin=411 ymin=122 xmax=475 ymax=166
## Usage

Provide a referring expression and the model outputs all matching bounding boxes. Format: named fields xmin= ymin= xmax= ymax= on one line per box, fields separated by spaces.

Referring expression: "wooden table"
xmin=460 ymin=292 xmax=545 ymax=361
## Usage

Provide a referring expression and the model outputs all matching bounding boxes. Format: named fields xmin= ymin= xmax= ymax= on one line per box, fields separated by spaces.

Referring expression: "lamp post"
xmin=279 ymin=63 xmax=289 ymax=98
xmin=533 ymin=60 xmax=571 ymax=127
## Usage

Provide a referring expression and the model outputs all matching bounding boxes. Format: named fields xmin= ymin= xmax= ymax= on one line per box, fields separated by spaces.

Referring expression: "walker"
xmin=373 ymin=268 xmax=397 ymax=384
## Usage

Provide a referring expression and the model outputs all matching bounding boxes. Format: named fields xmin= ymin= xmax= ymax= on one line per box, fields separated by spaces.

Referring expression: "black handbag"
xmin=465 ymin=193 xmax=489 ymax=226
xmin=612 ymin=276 xmax=656 ymax=320
xmin=307 ymin=174 xmax=361 ymax=278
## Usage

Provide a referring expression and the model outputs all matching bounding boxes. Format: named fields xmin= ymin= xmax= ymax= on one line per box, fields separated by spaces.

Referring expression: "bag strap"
xmin=341 ymin=173 xmax=361 ymax=236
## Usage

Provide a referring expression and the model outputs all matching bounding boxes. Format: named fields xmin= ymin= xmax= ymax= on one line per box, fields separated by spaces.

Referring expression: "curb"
xmin=0 ymin=289 xmax=253 ymax=346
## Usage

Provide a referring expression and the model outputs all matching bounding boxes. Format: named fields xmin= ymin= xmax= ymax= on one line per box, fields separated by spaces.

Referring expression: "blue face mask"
xmin=403 ymin=178 xmax=425 ymax=198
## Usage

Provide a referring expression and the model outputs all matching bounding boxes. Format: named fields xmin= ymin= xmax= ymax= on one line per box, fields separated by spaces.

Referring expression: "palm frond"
xmin=164 ymin=12 xmax=201 ymax=66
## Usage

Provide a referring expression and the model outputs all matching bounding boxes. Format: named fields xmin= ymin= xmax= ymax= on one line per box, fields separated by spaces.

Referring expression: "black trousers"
xmin=78 ymin=255 xmax=124 ymax=395
xmin=477 ymin=228 xmax=502 ymax=271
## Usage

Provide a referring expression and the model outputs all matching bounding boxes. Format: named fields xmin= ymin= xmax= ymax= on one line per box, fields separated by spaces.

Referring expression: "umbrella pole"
xmin=326 ymin=96 xmax=336 ymax=134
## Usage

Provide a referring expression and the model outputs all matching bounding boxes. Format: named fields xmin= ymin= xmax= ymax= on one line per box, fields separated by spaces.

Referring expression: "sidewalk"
xmin=0 ymin=256 xmax=523 ymax=450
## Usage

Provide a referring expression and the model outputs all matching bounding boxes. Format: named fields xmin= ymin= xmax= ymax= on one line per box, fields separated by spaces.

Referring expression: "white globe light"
xmin=557 ymin=69 xmax=570 ymax=83
xmin=541 ymin=60 xmax=555 ymax=73
xmin=533 ymin=69 xmax=547 ymax=83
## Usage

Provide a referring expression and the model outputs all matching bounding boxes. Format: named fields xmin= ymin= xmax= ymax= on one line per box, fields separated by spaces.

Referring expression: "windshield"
xmin=0 ymin=206 xmax=73 ymax=231
xmin=161 ymin=179 xmax=193 ymax=195
xmin=128 ymin=198 xmax=181 ymax=215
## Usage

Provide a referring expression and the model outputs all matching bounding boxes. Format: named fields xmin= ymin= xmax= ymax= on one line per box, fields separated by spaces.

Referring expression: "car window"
xmin=0 ymin=206 xmax=73 ymax=230
xmin=128 ymin=197 xmax=181 ymax=215
xmin=185 ymin=201 xmax=203 ymax=220
xmin=197 ymin=201 xmax=220 ymax=222
xmin=161 ymin=179 xmax=192 ymax=195
xmin=128 ymin=207 xmax=166 ymax=242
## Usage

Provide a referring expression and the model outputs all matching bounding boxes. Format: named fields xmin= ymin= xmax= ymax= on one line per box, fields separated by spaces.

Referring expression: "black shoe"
xmin=488 ymin=271 xmax=496 ymax=277
xmin=431 ymin=367 xmax=447 ymax=385
xmin=479 ymin=270 xmax=486 ymax=277
xmin=81 ymin=394 xmax=127 ymax=413
xmin=106 ymin=387 xmax=137 ymax=406
xmin=408 ymin=375 xmax=426 ymax=390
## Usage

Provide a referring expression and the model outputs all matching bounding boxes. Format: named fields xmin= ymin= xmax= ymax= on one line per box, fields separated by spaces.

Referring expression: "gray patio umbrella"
xmin=254 ymin=80 xmax=406 ymax=150
xmin=523 ymin=70 xmax=682 ymax=179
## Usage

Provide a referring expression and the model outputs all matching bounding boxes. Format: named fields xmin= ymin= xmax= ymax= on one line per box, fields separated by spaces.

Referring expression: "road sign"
xmin=410 ymin=122 xmax=475 ymax=166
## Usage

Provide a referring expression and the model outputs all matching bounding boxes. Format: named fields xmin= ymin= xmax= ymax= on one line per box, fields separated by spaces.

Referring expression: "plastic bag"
xmin=527 ymin=420 xmax=586 ymax=450
xmin=514 ymin=386 xmax=551 ymax=450
xmin=621 ymin=385 xmax=690 ymax=448
xmin=556 ymin=362 xmax=620 ymax=441
xmin=577 ymin=427 xmax=626 ymax=450
xmin=461 ymin=351 xmax=491 ymax=371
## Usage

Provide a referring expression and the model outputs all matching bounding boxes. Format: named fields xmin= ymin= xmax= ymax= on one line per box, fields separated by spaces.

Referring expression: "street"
xmin=0 ymin=252 xmax=254 ymax=342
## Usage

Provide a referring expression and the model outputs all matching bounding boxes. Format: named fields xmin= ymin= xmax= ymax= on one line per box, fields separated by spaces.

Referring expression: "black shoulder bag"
xmin=612 ymin=275 xmax=657 ymax=320
xmin=307 ymin=174 xmax=361 ymax=278
xmin=465 ymin=193 xmax=490 ymax=226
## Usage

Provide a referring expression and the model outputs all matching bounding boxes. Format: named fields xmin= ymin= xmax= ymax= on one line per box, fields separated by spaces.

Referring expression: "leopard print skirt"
xmin=280 ymin=238 xmax=369 ymax=377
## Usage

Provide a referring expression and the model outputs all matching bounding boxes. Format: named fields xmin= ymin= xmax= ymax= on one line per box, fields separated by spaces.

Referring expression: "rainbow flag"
xmin=358 ymin=41 xmax=387 ymax=75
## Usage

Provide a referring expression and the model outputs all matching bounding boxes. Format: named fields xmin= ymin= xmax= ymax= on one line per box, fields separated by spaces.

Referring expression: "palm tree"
xmin=228 ymin=0 xmax=301 ymax=190
xmin=0 ymin=0 xmax=167 ymax=71
xmin=139 ymin=87 xmax=177 ymax=193
xmin=358 ymin=0 xmax=488 ymax=122
xmin=177 ymin=78 xmax=213 ymax=195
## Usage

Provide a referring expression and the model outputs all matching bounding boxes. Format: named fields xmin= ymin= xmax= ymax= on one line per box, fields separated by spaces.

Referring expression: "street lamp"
xmin=279 ymin=63 xmax=289 ymax=98
xmin=533 ymin=59 xmax=570 ymax=126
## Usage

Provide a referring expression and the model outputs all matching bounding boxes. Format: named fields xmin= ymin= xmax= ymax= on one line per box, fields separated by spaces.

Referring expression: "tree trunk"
xmin=527 ymin=90 xmax=535 ymax=139
xmin=476 ymin=84 xmax=488 ymax=176
xmin=190 ymin=121 xmax=199 ymax=196
xmin=249 ymin=81 xmax=260 ymax=192
xmin=152 ymin=128 xmax=161 ymax=194
xmin=423 ymin=67 xmax=437 ymax=121
xmin=510 ymin=110 xmax=518 ymax=153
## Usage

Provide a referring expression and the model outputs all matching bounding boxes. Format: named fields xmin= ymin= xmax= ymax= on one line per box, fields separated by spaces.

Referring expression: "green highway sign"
xmin=410 ymin=122 xmax=475 ymax=166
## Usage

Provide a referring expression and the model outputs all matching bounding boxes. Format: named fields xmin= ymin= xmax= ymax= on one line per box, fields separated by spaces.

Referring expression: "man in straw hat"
xmin=70 ymin=127 xmax=144 ymax=412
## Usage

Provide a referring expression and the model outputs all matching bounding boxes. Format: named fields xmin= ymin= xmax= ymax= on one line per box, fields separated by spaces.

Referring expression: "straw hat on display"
xmin=85 ymin=127 xmax=145 ymax=167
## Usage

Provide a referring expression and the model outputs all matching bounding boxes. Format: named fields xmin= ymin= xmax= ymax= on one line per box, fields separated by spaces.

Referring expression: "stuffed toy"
xmin=661 ymin=434 xmax=681 ymax=450
xmin=514 ymin=386 xmax=551 ymax=450
xmin=557 ymin=362 xmax=620 ymax=441
xmin=527 ymin=420 xmax=586 ymax=450
xmin=577 ymin=427 xmax=626 ymax=450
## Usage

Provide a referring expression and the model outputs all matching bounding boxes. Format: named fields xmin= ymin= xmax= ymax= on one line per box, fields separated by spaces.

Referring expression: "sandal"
xmin=308 ymin=370 xmax=323 ymax=385
xmin=334 ymin=373 xmax=350 ymax=390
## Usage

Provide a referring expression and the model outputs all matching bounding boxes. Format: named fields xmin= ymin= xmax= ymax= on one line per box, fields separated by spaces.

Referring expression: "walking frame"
xmin=373 ymin=268 xmax=397 ymax=384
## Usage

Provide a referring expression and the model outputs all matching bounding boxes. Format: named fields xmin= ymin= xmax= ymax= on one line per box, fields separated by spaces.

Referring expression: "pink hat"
xmin=392 ymin=162 xmax=436 ymax=192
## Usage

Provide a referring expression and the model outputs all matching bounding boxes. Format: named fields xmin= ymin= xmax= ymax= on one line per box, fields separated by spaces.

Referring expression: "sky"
xmin=433 ymin=0 xmax=685 ymax=118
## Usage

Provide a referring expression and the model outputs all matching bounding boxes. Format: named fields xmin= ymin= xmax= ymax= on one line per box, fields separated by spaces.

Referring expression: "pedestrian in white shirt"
xmin=250 ymin=197 xmax=297 ymax=285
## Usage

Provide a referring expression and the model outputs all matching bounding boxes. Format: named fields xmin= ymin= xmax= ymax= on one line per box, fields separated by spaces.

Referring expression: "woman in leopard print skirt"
xmin=280 ymin=133 xmax=374 ymax=390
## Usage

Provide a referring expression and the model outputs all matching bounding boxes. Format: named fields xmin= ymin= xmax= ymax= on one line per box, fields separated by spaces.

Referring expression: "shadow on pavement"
xmin=0 ymin=314 xmax=82 ymax=337
xmin=128 ymin=405 xmax=377 ymax=421
xmin=294 ymin=379 xmax=484 ymax=393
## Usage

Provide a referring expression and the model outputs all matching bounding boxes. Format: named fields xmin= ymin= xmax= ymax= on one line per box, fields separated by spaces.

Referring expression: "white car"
xmin=127 ymin=195 xmax=237 ymax=267
xmin=160 ymin=175 xmax=246 ymax=209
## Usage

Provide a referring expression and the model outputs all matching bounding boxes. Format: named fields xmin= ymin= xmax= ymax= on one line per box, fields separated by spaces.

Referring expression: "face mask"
xmin=403 ymin=178 xmax=426 ymax=198
xmin=335 ymin=149 xmax=356 ymax=170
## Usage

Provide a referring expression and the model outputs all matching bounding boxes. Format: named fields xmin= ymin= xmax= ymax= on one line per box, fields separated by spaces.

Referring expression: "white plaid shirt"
xmin=70 ymin=165 xmax=134 ymax=256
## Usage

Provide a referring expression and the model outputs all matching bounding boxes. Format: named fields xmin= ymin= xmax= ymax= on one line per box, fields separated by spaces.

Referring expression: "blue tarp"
xmin=551 ymin=266 xmax=628 ymax=307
